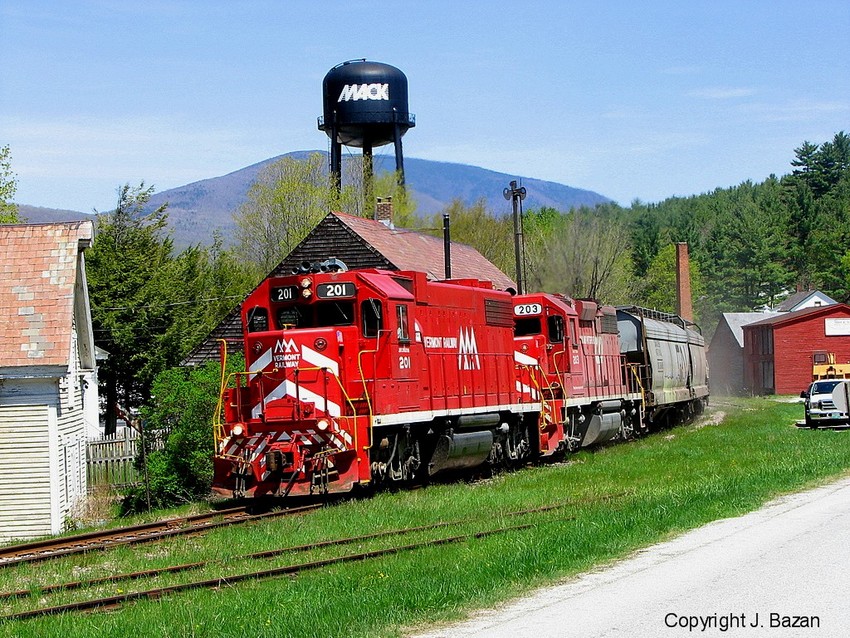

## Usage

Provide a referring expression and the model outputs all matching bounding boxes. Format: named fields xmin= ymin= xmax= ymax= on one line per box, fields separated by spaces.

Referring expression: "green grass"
xmin=2 ymin=397 xmax=850 ymax=638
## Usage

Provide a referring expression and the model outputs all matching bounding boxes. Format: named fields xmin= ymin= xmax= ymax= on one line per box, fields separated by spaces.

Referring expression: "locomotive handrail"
xmin=357 ymin=330 xmax=393 ymax=449
xmin=214 ymin=341 xmax=363 ymax=455
xmin=214 ymin=339 xmax=229 ymax=448
xmin=517 ymin=362 xmax=550 ymax=433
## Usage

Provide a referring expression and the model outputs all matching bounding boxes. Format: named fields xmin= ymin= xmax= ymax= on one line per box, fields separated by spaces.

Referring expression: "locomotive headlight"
xmin=317 ymin=418 xmax=330 ymax=431
xmin=232 ymin=424 xmax=244 ymax=437
xmin=301 ymin=288 xmax=313 ymax=298
xmin=299 ymin=277 xmax=312 ymax=288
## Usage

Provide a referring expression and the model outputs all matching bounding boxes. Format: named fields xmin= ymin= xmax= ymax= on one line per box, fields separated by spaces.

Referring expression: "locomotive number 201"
xmin=399 ymin=355 xmax=411 ymax=370
xmin=316 ymin=282 xmax=356 ymax=299
xmin=515 ymin=303 xmax=542 ymax=316
xmin=271 ymin=286 xmax=299 ymax=303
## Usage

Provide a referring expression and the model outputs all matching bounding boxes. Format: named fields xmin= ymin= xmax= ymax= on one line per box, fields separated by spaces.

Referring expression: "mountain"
xmin=17 ymin=152 xmax=610 ymax=248
xmin=17 ymin=205 xmax=94 ymax=225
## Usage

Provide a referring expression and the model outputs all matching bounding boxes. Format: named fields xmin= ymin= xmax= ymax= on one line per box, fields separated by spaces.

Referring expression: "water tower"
xmin=318 ymin=59 xmax=415 ymax=192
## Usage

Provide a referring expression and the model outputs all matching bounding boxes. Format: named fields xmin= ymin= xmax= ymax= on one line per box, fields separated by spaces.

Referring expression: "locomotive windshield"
xmin=515 ymin=317 xmax=542 ymax=337
xmin=275 ymin=301 xmax=354 ymax=329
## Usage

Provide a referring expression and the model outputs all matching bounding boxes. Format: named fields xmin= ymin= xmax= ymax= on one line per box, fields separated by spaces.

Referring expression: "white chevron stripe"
xmin=514 ymin=350 xmax=538 ymax=366
xmin=252 ymin=380 xmax=342 ymax=419
xmin=301 ymin=345 xmax=339 ymax=376
xmin=249 ymin=348 xmax=273 ymax=381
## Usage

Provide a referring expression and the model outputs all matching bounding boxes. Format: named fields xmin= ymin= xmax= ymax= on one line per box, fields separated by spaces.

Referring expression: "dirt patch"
xmin=691 ymin=410 xmax=726 ymax=430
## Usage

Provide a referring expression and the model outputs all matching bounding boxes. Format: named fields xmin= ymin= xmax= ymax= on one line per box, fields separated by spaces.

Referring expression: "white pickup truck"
xmin=800 ymin=379 xmax=850 ymax=428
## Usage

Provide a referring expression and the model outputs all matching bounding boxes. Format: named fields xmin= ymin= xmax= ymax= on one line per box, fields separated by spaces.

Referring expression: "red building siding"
xmin=743 ymin=305 xmax=850 ymax=394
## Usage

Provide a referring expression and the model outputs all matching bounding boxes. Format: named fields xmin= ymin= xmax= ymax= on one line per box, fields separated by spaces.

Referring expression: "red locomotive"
xmin=212 ymin=264 xmax=708 ymax=498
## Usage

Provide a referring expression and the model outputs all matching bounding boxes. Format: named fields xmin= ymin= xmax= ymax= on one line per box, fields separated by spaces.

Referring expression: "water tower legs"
xmin=394 ymin=123 xmax=406 ymax=186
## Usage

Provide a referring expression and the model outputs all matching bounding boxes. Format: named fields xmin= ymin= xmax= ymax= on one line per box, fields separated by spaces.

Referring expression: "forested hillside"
xmin=433 ymin=132 xmax=850 ymax=336
xmin=626 ymin=131 xmax=850 ymax=329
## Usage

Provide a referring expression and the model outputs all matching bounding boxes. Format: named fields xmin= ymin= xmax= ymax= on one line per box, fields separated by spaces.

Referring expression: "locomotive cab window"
xmin=396 ymin=304 xmax=410 ymax=343
xmin=569 ymin=318 xmax=579 ymax=348
xmin=362 ymin=299 xmax=383 ymax=338
xmin=316 ymin=301 xmax=353 ymax=327
xmin=277 ymin=306 xmax=303 ymax=329
xmin=514 ymin=317 xmax=542 ymax=337
xmin=547 ymin=315 xmax=565 ymax=344
xmin=276 ymin=302 xmax=354 ymax=329
xmin=247 ymin=306 xmax=269 ymax=333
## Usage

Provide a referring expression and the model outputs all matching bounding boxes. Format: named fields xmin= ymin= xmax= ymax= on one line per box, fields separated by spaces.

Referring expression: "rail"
xmin=0 ymin=504 xmax=320 ymax=568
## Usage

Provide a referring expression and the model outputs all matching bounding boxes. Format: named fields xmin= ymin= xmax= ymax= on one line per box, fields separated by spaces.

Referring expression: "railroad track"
xmin=0 ymin=503 xmax=321 ymax=568
xmin=0 ymin=493 xmax=632 ymax=621
xmin=2 ymin=523 xmax=535 ymax=621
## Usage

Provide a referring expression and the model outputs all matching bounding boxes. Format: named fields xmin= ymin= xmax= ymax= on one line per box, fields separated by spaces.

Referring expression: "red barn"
xmin=743 ymin=304 xmax=850 ymax=395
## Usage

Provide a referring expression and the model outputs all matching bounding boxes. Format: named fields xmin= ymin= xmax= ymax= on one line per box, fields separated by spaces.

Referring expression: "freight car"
xmin=212 ymin=266 xmax=708 ymax=498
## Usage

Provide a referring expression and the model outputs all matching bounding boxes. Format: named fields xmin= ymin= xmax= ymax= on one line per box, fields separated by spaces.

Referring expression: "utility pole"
xmin=503 ymin=180 xmax=527 ymax=294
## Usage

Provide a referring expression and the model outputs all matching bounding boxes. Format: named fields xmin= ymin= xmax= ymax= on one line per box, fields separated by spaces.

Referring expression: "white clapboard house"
xmin=0 ymin=221 xmax=97 ymax=542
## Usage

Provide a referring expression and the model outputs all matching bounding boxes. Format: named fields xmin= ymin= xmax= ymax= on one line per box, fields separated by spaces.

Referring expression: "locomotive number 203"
xmin=316 ymin=282 xmax=356 ymax=299
xmin=515 ymin=303 xmax=542 ymax=316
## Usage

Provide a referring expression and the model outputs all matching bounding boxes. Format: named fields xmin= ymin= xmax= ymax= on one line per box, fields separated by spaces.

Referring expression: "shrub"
xmin=122 ymin=354 xmax=243 ymax=513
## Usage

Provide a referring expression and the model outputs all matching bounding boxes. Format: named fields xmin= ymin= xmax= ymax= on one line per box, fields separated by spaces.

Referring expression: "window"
xmin=396 ymin=305 xmax=410 ymax=342
xmin=547 ymin=315 xmax=565 ymax=344
xmin=276 ymin=302 xmax=354 ymax=329
xmin=514 ymin=317 xmax=541 ymax=337
xmin=569 ymin=318 xmax=579 ymax=348
xmin=316 ymin=302 xmax=354 ymax=327
xmin=277 ymin=306 xmax=303 ymax=329
xmin=362 ymin=299 xmax=383 ymax=338
xmin=247 ymin=306 xmax=269 ymax=332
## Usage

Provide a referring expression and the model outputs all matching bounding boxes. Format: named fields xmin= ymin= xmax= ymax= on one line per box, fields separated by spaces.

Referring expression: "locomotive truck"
xmin=212 ymin=265 xmax=708 ymax=498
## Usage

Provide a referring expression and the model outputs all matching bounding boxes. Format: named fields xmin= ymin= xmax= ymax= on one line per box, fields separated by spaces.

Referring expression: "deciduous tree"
xmin=528 ymin=209 xmax=635 ymax=303
xmin=233 ymin=153 xmax=331 ymax=276
xmin=0 ymin=145 xmax=19 ymax=223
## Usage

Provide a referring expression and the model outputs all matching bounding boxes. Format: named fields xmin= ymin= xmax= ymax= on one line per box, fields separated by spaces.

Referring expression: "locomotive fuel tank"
xmin=582 ymin=401 xmax=624 ymax=447
xmin=428 ymin=430 xmax=494 ymax=476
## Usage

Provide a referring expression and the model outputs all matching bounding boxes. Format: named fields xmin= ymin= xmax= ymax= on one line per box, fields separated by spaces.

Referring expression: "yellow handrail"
xmin=213 ymin=339 xmax=229 ymax=449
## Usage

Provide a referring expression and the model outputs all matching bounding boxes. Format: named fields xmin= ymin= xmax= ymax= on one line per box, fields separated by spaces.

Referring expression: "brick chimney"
xmin=375 ymin=196 xmax=394 ymax=227
xmin=675 ymin=242 xmax=693 ymax=322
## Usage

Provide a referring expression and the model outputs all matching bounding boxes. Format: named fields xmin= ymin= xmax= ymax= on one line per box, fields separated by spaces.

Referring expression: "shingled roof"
xmin=0 ymin=221 xmax=94 ymax=372
xmin=324 ymin=212 xmax=516 ymax=289
xmin=182 ymin=212 xmax=515 ymax=365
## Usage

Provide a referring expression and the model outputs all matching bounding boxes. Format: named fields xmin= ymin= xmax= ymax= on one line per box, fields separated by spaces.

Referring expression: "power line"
xmin=95 ymin=294 xmax=244 ymax=312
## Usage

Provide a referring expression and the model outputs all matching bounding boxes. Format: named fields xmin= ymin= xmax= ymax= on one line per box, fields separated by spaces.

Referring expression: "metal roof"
xmin=331 ymin=212 xmax=516 ymax=290
xmin=718 ymin=312 xmax=782 ymax=347
xmin=0 ymin=221 xmax=94 ymax=369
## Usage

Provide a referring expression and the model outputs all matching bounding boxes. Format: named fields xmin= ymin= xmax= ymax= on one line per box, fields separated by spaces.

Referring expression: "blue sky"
xmin=1 ymin=0 xmax=848 ymax=213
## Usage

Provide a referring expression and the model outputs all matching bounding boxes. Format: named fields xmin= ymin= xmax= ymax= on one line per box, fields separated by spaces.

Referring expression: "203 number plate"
xmin=515 ymin=303 xmax=542 ymax=316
